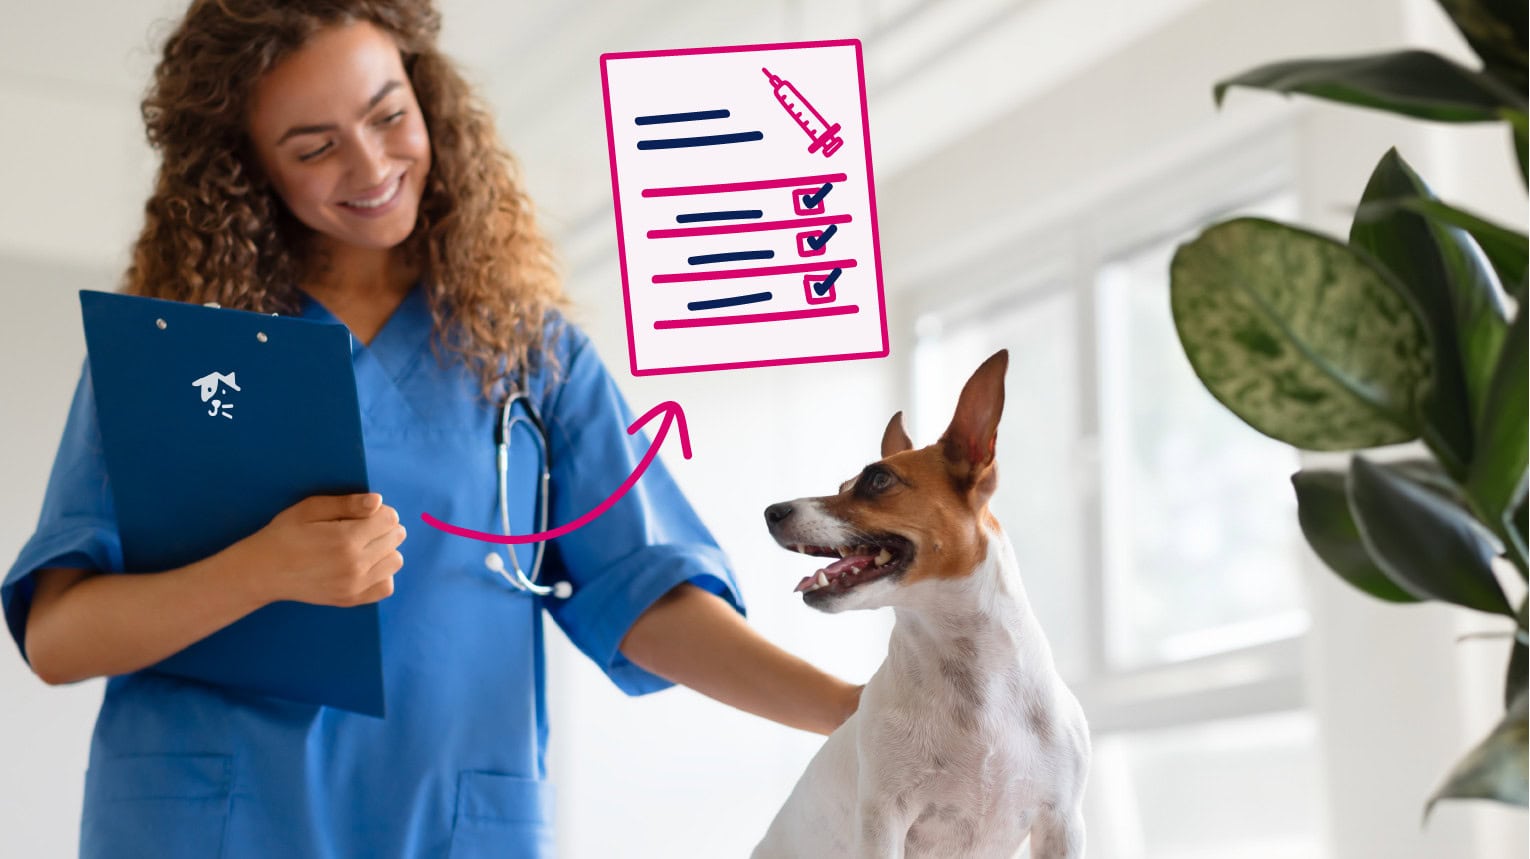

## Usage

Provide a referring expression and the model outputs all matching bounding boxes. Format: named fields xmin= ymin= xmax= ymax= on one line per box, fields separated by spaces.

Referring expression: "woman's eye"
xmin=298 ymin=142 xmax=331 ymax=162
xmin=381 ymin=109 xmax=405 ymax=125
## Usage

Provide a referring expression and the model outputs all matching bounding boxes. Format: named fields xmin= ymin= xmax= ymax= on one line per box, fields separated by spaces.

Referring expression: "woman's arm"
xmin=24 ymin=493 xmax=404 ymax=685
xmin=619 ymin=583 xmax=863 ymax=735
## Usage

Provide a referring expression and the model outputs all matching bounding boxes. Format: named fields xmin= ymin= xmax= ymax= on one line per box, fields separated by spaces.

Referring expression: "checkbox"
xmin=796 ymin=223 xmax=838 ymax=257
xmin=793 ymin=186 xmax=827 ymax=215
xmin=803 ymin=268 xmax=843 ymax=305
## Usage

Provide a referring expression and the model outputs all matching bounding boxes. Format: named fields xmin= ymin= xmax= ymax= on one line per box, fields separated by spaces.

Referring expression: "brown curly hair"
xmin=126 ymin=0 xmax=567 ymax=402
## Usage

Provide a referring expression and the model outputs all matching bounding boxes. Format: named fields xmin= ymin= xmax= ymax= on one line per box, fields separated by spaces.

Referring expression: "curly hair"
xmin=126 ymin=0 xmax=567 ymax=402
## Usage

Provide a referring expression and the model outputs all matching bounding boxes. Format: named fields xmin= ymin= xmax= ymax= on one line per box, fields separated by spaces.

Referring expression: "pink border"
xmin=643 ymin=172 xmax=846 ymax=197
xmin=648 ymin=213 xmax=851 ymax=240
xmin=654 ymin=258 xmax=855 ymax=284
xmin=601 ymin=39 xmax=889 ymax=376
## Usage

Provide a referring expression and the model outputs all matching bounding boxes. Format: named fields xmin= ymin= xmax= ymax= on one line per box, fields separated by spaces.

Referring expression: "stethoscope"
xmin=482 ymin=390 xmax=573 ymax=599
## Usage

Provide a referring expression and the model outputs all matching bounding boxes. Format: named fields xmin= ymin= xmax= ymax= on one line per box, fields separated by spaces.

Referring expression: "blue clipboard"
xmin=79 ymin=290 xmax=385 ymax=717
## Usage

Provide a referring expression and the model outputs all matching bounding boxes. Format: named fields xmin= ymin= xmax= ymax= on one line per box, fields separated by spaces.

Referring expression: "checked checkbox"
xmin=792 ymin=182 xmax=834 ymax=215
xmin=796 ymin=224 xmax=838 ymax=257
xmin=803 ymin=268 xmax=843 ymax=305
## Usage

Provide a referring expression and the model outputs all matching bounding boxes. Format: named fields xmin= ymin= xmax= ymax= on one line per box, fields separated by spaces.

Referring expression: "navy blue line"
xmin=638 ymin=131 xmax=764 ymax=150
xmin=688 ymin=250 xmax=775 ymax=265
xmin=676 ymin=210 xmax=763 ymax=224
xmin=635 ymin=109 xmax=730 ymax=125
xmin=688 ymin=291 xmax=773 ymax=311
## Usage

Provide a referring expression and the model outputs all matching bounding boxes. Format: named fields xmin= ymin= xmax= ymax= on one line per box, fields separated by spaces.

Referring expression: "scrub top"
xmin=2 ymin=282 xmax=744 ymax=858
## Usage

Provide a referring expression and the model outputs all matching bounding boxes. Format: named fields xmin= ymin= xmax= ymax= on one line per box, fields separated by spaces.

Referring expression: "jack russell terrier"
xmin=754 ymin=350 xmax=1090 ymax=858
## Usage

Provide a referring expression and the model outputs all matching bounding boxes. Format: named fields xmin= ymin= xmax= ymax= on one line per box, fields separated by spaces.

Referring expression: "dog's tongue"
xmin=792 ymin=552 xmax=876 ymax=593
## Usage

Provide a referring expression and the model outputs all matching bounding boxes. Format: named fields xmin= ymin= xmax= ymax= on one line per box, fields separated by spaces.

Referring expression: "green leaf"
xmin=1170 ymin=218 xmax=1432 ymax=450
xmin=1351 ymin=153 xmax=1513 ymax=455
xmin=1215 ymin=50 xmax=1526 ymax=123
xmin=1426 ymin=689 xmax=1528 ymax=815
xmin=1293 ymin=469 xmax=1422 ymax=603
xmin=1349 ymin=150 xmax=1509 ymax=477
xmin=1348 ymin=455 xmax=1512 ymax=616
xmin=1507 ymin=109 xmax=1529 ymax=185
xmin=1434 ymin=0 xmax=1528 ymax=95
xmin=1467 ymin=304 xmax=1528 ymax=567
xmin=1508 ymin=628 xmax=1527 ymax=709
xmin=1357 ymin=196 xmax=1527 ymax=293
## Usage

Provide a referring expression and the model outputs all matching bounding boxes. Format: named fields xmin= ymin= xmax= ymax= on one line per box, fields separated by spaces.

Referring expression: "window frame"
xmin=893 ymin=107 xmax=1310 ymax=735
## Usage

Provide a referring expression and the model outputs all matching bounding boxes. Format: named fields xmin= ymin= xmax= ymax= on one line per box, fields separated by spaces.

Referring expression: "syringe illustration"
xmin=761 ymin=67 xmax=844 ymax=158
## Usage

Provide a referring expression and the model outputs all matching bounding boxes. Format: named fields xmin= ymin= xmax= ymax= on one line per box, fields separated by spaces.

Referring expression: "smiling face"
xmin=245 ymin=20 xmax=432 ymax=256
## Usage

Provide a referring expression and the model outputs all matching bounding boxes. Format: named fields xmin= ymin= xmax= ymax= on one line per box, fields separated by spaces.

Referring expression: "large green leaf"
xmin=1170 ymin=218 xmax=1431 ymax=450
xmin=1434 ymin=0 xmax=1528 ymax=94
xmin=1507 ymin=109 xmax=1529 ymax=185
xmin=1215 ymin=50 xmax=1526 ymax=123
xmin=1426 ymin=690 xmax=1528 ymax=815
xmin=1293 ymin=469 xmax=1421 ymax=603
xmin=1348 ymin=455 xmax=1512 ymax=616
xmin=1350 ymin=151 xmax=1511 ymax=475
xmin=1357 ymin=196 xmax=1527 ymax=292
xmin=1467 ymin=304 xmax=1529 ymax=567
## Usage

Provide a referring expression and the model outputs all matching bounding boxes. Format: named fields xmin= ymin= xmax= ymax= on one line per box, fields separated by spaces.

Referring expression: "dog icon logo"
xmin=192 ymin=371 xmax=241 ymax=420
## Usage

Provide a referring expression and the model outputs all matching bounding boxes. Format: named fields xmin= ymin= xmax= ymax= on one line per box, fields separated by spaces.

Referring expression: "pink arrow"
xmin=420 ymin=400 xmax=692 ymax=545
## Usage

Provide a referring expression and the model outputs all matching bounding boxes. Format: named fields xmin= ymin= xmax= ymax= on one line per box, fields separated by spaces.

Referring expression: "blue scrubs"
xmin=2 ymin=283 xmax=743 ymax=858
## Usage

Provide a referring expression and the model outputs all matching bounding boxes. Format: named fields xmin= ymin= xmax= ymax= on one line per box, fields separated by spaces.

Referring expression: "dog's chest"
xmin=861 ymin=651 xmax=1052 ymax=851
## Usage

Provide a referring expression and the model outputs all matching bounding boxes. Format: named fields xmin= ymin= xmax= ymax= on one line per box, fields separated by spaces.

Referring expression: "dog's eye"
xmin=858 ymin=468 xmax=895 ymax=495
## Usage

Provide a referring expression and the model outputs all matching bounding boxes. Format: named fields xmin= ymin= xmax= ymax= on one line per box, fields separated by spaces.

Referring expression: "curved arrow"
xmin=420 ymin=400 xmax=692 ymax=545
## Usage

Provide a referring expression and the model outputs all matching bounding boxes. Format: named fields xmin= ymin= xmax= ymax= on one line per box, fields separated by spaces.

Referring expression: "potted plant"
xmin=1167 ymin=0 xmax=1527 ymax=816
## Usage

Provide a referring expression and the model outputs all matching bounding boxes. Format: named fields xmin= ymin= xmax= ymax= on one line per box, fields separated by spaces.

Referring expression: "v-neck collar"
xmin=296 ymin=280 xmax=428 ymax=352
xmin=294 ymin=281 xmax=432 ymax=426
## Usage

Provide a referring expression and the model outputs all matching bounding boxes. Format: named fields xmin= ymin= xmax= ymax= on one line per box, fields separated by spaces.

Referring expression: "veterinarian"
xmin=1 ymin=2 xmax=861 ymax=856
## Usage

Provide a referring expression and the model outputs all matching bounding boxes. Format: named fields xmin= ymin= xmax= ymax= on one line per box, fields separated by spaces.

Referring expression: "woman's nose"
xmin=351 ymin=137 xmax=391 ymax=187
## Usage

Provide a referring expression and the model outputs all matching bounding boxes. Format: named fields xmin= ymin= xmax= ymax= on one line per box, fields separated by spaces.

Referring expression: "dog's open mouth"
xmin=787 ymin=535 xmax=914 ymax=595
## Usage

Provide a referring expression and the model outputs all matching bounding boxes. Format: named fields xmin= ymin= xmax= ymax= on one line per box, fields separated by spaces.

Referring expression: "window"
xmin=908 ymin=160 xmax=1328 ymax=857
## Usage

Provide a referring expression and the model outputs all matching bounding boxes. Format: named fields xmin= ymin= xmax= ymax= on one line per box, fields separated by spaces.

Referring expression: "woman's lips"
xmin=338 ymin=172 xmax=405 ymax=216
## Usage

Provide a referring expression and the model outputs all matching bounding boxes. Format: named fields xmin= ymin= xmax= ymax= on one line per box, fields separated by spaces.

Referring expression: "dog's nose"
xmin=764 ymin=502 xmax=795 ymax=525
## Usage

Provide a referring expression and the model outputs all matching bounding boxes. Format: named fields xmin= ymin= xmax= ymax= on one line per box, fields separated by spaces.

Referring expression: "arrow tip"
xmin=628 ymin=400 xmax=692 ymax=459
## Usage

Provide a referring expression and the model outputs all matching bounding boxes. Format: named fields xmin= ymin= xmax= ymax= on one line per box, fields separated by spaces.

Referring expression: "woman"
xmin=2 ymin=1 xmax=860 ymax=856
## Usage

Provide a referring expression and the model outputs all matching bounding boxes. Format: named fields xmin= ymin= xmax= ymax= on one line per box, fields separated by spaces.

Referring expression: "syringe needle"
xmin=762 ymin=67 xmax=781 ymax=86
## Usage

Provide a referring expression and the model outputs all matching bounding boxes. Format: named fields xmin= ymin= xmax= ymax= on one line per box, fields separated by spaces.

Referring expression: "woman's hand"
xmin=620 ymin=583 xmax=864 ymax=735
xmin=238 ymin=493 xmax=406 ymax=608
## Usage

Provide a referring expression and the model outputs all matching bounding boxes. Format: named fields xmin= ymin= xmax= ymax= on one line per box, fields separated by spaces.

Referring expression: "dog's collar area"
xmin=789 ymin=535 xmax=913 ymax=595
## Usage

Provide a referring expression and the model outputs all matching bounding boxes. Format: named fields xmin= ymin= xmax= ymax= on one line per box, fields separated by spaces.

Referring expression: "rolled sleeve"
xmin=3 ymin=361 xmax=122 ymax=665
xmin=539 ymin=328 xmax=744 ymax=696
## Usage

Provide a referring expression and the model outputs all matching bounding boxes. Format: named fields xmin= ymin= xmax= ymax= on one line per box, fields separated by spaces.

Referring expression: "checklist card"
xmin=601 ymin=40 xmax=888 ymax=375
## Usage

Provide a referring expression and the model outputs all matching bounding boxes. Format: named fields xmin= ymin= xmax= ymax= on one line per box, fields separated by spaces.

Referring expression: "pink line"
xmin=655 ymin=304 xmax=859 ymax=329
xmin=649 ymin=213 xmax=851 ymax=239
xmin=602 ymin=39 xmax=862 ymax=63
xmin=654 ymin=259 xmax=856 ymax=284
xmin=421 ymin=402 xmax=690 ymax=544
xmin=643 ymin=173 xmax=847 ymax=198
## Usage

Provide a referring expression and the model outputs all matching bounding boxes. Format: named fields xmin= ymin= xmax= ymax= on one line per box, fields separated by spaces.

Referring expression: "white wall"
xmin=1 ymin=0 xmax=1524 ymax=857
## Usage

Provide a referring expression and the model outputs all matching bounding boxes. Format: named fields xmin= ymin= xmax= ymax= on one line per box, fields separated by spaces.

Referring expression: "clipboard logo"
xmin=192 ymin=370 xmax=241 ymax=420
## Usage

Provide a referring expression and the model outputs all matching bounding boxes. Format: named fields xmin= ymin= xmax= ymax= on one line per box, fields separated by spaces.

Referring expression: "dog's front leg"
xmin=851 ymin=803 xmax=904 ymax=859
xmin=1028 ymin=803 xmax=1085 ymax=859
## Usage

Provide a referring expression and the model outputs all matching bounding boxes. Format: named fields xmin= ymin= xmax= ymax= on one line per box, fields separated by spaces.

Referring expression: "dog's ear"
xmin=881 ymin=411 xmax=913 ymax=458
xmin=939 ymin=350 xmax=1007 ymax=485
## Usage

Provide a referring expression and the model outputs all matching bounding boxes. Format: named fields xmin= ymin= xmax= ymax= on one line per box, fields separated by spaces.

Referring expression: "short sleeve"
xmin=539 ymin=328 xmax=744 ymax=696
xmin=3 ymin=360 xmax=123 ymax=665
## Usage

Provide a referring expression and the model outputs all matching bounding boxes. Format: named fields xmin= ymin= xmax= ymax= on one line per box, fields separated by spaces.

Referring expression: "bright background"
xmin=1 ymin=1 xmax=1526 ymax=857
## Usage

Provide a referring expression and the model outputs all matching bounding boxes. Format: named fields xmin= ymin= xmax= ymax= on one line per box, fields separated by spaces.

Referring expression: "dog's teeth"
xmin=875 ymin=549 xmax=892 ymax=566
xmin=815 ymin=571 xmax=830 ymax=588
xmin=792 ymin=544 xmax=804 ymax=553
xmin=836 ymin=546 xmax=849 ymax=558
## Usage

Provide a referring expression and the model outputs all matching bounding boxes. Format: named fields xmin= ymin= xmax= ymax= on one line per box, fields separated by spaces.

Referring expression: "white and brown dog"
xmin=754 ymin=350 xmax=1089 ymax=859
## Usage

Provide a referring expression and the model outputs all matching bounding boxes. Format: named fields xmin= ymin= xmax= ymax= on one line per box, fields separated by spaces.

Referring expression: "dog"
xmin=753 ymin=350 xmax=1090 ymax=858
